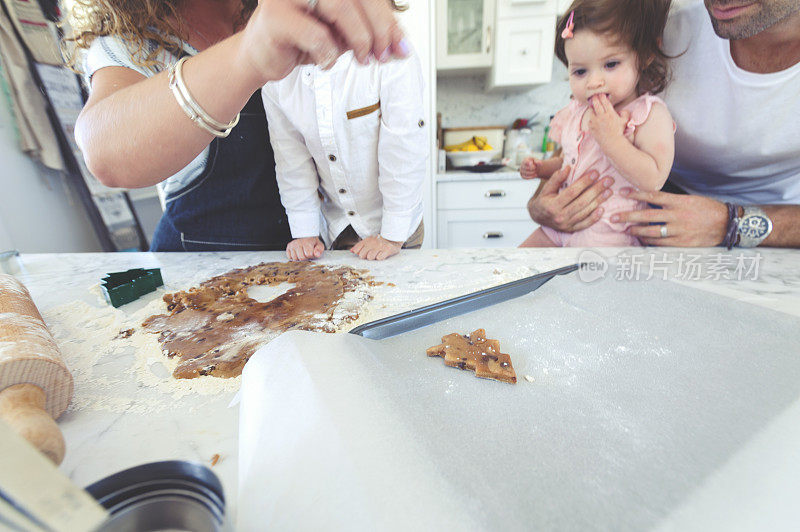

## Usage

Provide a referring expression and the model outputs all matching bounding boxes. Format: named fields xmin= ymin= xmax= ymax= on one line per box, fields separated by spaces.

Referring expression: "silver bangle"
xmin=168 ymin=57 xmax=239 ymax=138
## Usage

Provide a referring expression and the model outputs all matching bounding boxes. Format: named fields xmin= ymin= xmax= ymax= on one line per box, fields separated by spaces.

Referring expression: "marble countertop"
xmin=6 ymin=247 xmax=800 ymax=528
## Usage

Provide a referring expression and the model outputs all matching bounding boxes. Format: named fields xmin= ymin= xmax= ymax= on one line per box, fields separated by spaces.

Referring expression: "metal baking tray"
xmin=350 ymin=264 xmax=580 ymax=340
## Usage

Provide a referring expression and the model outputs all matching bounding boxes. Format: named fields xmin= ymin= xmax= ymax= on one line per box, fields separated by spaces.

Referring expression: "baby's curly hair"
xmin=555 ymin=0 xmax=672 ymax=95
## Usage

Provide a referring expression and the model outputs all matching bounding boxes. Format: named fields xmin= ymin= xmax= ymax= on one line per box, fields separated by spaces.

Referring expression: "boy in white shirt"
xmin=262 ymin=40 xmax=427 ymax=261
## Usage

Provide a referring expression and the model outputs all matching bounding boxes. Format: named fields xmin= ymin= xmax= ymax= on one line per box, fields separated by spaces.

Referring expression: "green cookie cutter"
xmin=101 ymin=268 xmax=163 ymax=308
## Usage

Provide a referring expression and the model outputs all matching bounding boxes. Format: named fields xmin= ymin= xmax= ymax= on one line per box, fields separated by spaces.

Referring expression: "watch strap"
xmin=721 ymin=202 xmax=739 ymax=250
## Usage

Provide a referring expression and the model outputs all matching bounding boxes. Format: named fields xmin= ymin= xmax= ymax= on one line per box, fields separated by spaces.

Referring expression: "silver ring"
xmin=660 ymin=225 xmax=668 ymax=238
xmin=307 ymin=0 xmax=319 ymax=12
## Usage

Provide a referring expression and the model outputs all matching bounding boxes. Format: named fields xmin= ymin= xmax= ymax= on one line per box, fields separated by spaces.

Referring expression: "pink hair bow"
xmin=561 ymin=10 xmax=575 ymax=39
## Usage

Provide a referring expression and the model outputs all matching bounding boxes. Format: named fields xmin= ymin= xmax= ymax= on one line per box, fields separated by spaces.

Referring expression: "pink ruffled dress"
xmin=541 ymin=93 xmax=673 ymax=247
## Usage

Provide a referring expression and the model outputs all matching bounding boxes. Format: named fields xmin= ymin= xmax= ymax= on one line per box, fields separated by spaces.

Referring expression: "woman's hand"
xmin=527 ymin=166 xmax=614 ymax=233
xmin=286 ymin=237 xmax=325 ymax=261
xmin=350 ymin=235 xmax=402 ymax=260
xmin=611 ymin=189 xmax=728 ymax=246
xmin=240 ymin=0 xmax=407 ymax=84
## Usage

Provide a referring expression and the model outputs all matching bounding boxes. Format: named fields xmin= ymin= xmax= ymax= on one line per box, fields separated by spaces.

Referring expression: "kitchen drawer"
xmin=437 ymin=179 xmax=538 ymax=210
xmin=437 ymin=208 xmax=538 ymax=248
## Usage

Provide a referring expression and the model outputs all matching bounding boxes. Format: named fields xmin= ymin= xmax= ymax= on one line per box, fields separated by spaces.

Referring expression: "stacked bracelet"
xmin=721 ymin=202 xmax=739 ymax=250
xmin=168 ymin=57 xmax=239 ymax=138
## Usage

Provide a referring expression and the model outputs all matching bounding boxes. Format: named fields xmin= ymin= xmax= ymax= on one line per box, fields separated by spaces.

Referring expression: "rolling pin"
xmin=0 ymin=274 xmax=73 ymax=464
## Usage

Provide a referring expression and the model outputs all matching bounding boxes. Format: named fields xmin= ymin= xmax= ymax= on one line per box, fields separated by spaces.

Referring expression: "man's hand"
xmin=527 ymin=166 xmax=614 ymax=233
xmin=286 ymin=237 xmax=324 ymax=261
xmin=587 ymin=94 xmax=632 ymax=150
xmin=611 ymin=189 xmax=728 ymax=246
xmin=520 ymin=157 xmax=542 ymax=180
xmin=350 ymin=235 xmax=402 ymax=260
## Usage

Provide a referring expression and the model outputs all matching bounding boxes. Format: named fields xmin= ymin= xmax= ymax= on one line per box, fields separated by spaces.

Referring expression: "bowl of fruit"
xmin=445 ymin=136 xmax=501 ymax=168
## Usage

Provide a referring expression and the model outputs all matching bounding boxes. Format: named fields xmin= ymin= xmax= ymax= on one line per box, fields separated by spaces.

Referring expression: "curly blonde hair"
xmin=64 ymin=1 xmax=257 ymax=69
xmin=65 ymin=0 xmax=407 ymax=71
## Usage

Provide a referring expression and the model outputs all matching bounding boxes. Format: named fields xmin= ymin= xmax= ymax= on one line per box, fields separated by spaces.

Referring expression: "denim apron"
xmin=150 ymin=89 xmax=291 ymax=251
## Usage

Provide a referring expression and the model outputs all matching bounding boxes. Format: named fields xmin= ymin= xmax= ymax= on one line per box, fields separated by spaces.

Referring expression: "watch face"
xmin=741 ymin=215 xmax=770 ymax=239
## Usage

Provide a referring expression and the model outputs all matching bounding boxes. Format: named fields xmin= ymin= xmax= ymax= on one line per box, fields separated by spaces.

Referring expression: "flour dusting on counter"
xmin=42 ymin=254 xmax=543 ymax=414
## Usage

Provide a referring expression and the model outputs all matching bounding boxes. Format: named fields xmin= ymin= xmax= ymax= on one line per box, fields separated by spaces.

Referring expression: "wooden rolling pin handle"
xmin=0 ymin=383 xmax=65 ymax=465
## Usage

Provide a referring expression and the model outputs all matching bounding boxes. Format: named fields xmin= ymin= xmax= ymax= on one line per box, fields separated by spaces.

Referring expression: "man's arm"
xmin=759 ymin=205 xmax=800 ymax=247
xmin=613 ymin=190 xmax=800 ymax=248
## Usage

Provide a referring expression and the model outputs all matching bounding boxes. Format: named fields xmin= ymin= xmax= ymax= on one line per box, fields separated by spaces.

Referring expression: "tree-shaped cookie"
xmin=426 ymin=329 xmax=516 ymax=384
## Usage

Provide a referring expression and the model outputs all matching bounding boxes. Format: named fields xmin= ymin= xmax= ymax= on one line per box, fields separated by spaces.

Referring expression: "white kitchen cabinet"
xmin=435 ymin=0 xmax=558 ymax=87
xmin=496 ymin=0 xmax=556 ymax=18
xmin=488 ymin=15 xmax=556 ymax=88
xmin=488 ymin=0 xmax=556 ymax=88
xmin=436 ymin=175 xmax=539 ymax=248
xmin=557 ymin=0 xmax=572 ymax=14
xmin=437 ymin=0 xmax=495 ymax=71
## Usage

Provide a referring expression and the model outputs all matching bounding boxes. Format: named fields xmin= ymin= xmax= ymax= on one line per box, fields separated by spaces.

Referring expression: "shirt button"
xmin=338 ymin=188 xmax=346 ymax=194
xmin=328 ymin=154 xmax=337 ymax=162
xmin=571 ymin=158 xmax=576 ymax=164
xmin=347 ymin=210 xmax=355 ymax=216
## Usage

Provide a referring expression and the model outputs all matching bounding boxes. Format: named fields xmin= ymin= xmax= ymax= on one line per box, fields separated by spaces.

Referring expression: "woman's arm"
xmin=76 ymin=36 xmax=260 ymax=188
xmin=75 ymin=0 xmax=406 ymax=188
xmin=588 ymin=95 xmax=674 ymax=192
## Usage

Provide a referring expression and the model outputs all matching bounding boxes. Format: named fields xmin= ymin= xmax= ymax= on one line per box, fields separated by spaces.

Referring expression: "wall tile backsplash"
xmin=437 ymin=60 xmax=571 ymax=131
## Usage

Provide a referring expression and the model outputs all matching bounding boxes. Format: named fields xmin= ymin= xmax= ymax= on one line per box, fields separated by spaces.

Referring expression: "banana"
xmin=444 ymin=139 xmax=473 ymax=152
xmin=444 ymin=135 xmax=491 ymax=152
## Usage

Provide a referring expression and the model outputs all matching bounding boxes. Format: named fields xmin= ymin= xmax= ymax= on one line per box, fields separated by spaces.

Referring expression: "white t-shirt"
xmin=83 ymin=35 xmax=207 ymax=199
xmin=662 ymin=0 xmax=800 ymax=204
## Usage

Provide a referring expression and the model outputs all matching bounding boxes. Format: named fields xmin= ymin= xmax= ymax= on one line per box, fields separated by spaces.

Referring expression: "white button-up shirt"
xmin=262 ymin=51 xmax=428 ymax=245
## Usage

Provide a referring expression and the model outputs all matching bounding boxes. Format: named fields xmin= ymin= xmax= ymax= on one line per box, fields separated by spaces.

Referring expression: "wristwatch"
xmin=735 ymin=205 xmax=773 ymax=247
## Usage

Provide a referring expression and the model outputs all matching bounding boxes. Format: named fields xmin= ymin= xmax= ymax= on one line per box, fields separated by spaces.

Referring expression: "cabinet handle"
xmin=485 ymin=190 xmax=506 ymax=198
xmin=486 ymin=25 xmax=492 ymax=54
xmin=521 ymin=49 xmax=529 ymax=56
xmin=483 ymin=232 xmax=504 ymax=239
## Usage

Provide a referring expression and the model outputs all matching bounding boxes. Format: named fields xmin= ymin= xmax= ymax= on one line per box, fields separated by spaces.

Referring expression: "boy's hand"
xmin=520 ymin=157 xmax=542 ymax=180
xmin=350 ymin=235 xmax=402 ymax=260
xmin=587 ymin=94 xmax=632 ymax=148
xmin=286 ymin=237 xmax=324 ymax=261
